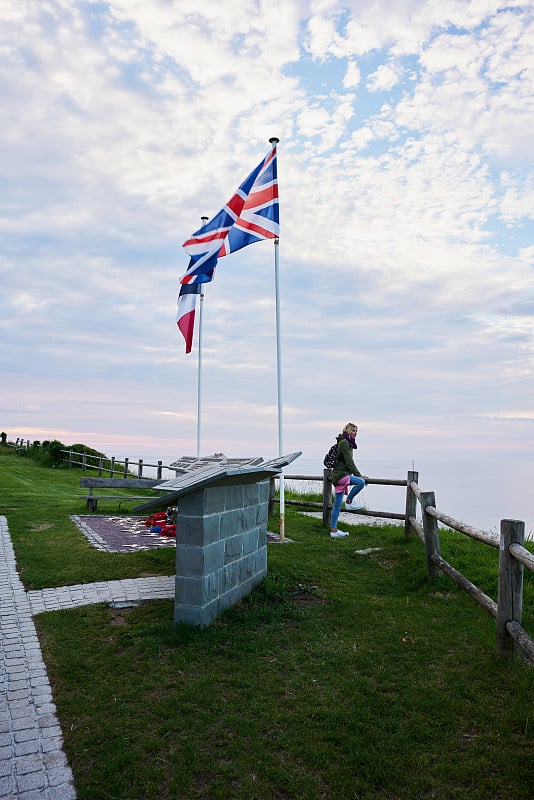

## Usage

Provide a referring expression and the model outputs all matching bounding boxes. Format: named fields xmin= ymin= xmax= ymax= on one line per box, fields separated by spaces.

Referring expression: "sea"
xmin=282 ymin=455 xmax=534 ymax=540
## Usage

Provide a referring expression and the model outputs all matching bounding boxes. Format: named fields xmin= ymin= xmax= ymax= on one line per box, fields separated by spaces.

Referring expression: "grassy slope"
xmin=1 ymin=448 xmax=533 ymax=799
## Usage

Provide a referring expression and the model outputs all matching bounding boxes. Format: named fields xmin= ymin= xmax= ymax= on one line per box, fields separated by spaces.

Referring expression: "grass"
xmin=1 ymin=447 xmax=533 ymax=799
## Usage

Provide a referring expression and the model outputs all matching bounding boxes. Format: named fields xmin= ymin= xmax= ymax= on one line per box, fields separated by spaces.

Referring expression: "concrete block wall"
xmin=174 ymin=475 xmax=270 ymax=626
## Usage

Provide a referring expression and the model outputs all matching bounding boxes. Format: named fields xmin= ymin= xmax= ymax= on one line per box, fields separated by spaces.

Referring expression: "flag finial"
xmin=269 ymin=137 xmax=279 ymax=145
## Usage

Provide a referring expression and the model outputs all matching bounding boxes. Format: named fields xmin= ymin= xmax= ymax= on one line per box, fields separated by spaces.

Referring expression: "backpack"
xmin=323 ymin=443 xmax=337 ymax=468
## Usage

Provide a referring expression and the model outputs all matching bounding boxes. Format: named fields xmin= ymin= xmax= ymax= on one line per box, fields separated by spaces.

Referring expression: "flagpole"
xmin=196 ymin=215 xmax=209 ymax=458
xmin=269 ymin=136 xmax=285 ymax=542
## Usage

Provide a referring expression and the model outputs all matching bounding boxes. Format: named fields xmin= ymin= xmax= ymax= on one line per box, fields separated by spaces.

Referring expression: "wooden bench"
xmin=79 ymin=477 xmax=164 ymax=511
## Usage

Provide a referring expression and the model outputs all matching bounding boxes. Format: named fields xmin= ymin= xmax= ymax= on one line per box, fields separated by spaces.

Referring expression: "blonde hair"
xmin=343 ymin=422 xmax=357 ymax=434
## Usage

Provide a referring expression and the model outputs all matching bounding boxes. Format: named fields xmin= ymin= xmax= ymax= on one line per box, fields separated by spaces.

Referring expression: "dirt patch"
xmin=109 ymin=614 xmax=128 ymax=627
xmin=29 ymin=522 xmax=53 ymax=531
xmin=287 ymin=582 xmax=327 ymax=606
xmin=106 ymin=600 xmax=147 ymax=627
xmin=378 ymin=559 xmax=395 ymax=569
xmin=108 ymin=607 xmax=132 ymax=627
xmin=431 ymin=591 xmax=456 ymax=601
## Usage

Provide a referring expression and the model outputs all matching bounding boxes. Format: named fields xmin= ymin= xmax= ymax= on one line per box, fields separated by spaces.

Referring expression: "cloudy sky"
xmin=1 ymin=0 xmax=533 ymax=524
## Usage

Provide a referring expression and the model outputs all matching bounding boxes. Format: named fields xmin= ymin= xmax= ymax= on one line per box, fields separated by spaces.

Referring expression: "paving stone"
xmin=39 ymin=714 xmax=61 ymax=730
xmin=30 ymin=676 xmax=50 ymax=688
xmin=48 ymin=767 xmax=75 ymax=787
xmin=47 ymin=784 xmax=77 ymax=800
xmin=44 ymin=752 xmax=68 ymax=770
xmin=41 ymin=725 xmax=62 ymax=740
xmin=0 ymin=746 xmax=12 ymax=762
xmin=8 ymin=680 xmax=30 ymax=693
xmin=15 ymin=756 xmax=43 ymax=776
xmin=12 ymin=717 xmax=36 ymax=731
xmin=36 ymin=703 xmax=57 ymax=715
xmin=11 ymin=706 xmax=34 ymax=720
xmin=14 ymin=739 xmax=40 ymax=757
xmin=41 ymin=736 xmax=64 ymax=754
xmin=14 ymin=728 xmax=39 ymax=743
xmin=19 ymin=791 xmax=48 ymax=800
xmin=10 ymin=697 xmax=33 ymax=710
xmin=17 ymin=769 xmax=46 ymax=792
xmin=0 ymin=761 xmax=11 ymax=778
xmin=0 ymin=775 xmax=16 ymax=797
xmin=7 ymin=689 xmax=30 ymax=701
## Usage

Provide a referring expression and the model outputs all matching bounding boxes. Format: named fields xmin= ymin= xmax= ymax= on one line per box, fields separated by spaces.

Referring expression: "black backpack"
xmin=323 ymin=443 xmax=337 ymax=468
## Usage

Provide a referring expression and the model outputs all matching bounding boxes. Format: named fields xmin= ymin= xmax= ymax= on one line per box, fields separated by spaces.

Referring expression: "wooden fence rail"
xmin=59 ymin=448 xmax=178 ymax=480
xmin=274 ymin=470 xmax=408 ymax=528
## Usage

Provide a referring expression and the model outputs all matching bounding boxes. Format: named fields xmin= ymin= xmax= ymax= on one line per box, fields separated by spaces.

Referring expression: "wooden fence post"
xmin=98 ymin=456 xmax=103 ymax=476
xmin=404 ymin=470 xmax=418 ymax=536
xmin=110 ymin=457 xmax=115 ymax=478
xmin=322 ymin=468 xmax=332 ymax=528
xmin=82 ymin=454 xmax=87 ymax=472
xmin=68 ymin=450 xmax=73 ymax=469
xmin=123 ymin=458 xmax=129 ymax=478
xmin=138 ymin=459 xmax=143 ymax=478
xmin=420 ymin=490 xmax=441 ymax=581
xmin=496 ymin=519 xmax=525 ymax=659
xmin=157 ymin=461 xmax=163 ymax=480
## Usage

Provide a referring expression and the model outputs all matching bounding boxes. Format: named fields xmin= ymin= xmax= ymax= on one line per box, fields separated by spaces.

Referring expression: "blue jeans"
xmin=330 ymin=476 xmax=366 ymax=529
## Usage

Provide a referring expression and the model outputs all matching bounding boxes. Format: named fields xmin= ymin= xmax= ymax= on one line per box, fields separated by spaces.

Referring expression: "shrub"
xmin=40 ymin=439 xmax=66 ymax=467
xmin=67 ymin=443 xmax=108 ymax=470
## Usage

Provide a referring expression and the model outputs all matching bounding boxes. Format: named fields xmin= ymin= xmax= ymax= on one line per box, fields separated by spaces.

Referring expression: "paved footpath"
xmin=0 ymin=516 xmax=174 ymax=799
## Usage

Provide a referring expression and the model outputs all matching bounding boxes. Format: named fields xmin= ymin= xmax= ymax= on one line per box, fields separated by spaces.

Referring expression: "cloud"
xmin=343 ymin=60 xmax=361 ymax=88
xmin=366 ymin=63 xmax=401 ymax=92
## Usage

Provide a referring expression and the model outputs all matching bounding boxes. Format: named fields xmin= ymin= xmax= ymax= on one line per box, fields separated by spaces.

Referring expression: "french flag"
xmin=176 ymin=282 xmax=201 ymax=354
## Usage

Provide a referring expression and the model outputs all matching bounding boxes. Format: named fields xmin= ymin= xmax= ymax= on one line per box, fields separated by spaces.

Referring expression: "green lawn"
xmin=1 ymin=447 xmax=533 ymax=799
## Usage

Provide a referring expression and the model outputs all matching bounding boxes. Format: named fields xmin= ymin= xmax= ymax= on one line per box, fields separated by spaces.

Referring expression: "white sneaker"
xmin=330 ymin=529 xmax=349 ymax=538
xmin=345 ymin=500 xmax=363 ymax=510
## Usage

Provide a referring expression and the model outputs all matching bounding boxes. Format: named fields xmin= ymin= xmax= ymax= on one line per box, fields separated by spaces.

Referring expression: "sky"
xmin=1 ymin=0 xmax=533 ymax=530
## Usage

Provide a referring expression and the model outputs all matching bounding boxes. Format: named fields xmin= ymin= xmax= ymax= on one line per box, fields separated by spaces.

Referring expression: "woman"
xmin=330 ymin=422 xmax=367 ymax=538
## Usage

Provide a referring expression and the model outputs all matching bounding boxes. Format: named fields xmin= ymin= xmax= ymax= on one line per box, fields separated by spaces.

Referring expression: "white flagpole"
xmin=196 ymin=215 xmax=209 ymax=458
xmin=269 ymin=136 xmax=285 ymax=542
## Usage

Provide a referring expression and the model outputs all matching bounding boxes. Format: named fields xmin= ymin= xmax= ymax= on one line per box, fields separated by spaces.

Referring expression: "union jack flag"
xmin=176 ymin=146 xmax=279 ymax=351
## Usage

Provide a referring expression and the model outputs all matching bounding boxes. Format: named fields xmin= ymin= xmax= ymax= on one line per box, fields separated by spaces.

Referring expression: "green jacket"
xmin=331 ymin=434 xmax=361 ymax=486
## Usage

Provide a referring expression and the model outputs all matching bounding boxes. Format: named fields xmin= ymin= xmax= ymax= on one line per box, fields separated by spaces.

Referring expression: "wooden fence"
xmin=276 ymin=468 xmax=534 ymax=665
xmin=59 ymin=448 xmax=177 ymax=480
xmin=7 ymin=440 xmax=179 ymax=480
